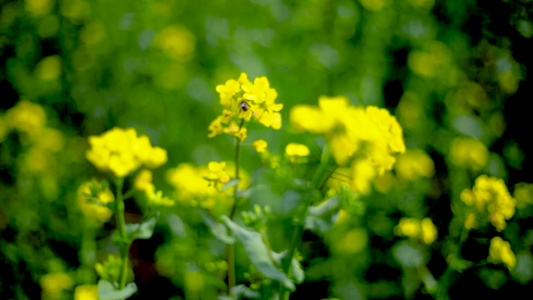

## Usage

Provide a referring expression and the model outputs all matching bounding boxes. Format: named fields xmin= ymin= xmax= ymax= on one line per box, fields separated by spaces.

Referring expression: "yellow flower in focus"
xmin=488 ymin=237 xmax=516 ymax=270
xmin=74 ymin=285 xmax=98 ymax=300
xmin=5 ymin=100 xmax=46 ymax=138
xmin=252 ymin=139 xmax=268 ymax=153
xmin=209 ymin=73 xmax=282 ymax=139
xmin=40 ymin=272 xmax=73 ymax=300
xmin=285 ymin=143 xmax=310 ymax=163
xmin=77 ymin=181 xmax=114 ymax=224
xmin=450 ymin=137 xmax=488 ymax=171
xmin=395 ymin=148 xmax=435 ymax=181
xmin=86 ymin=128 xmax=167 ymax=177
xmin=461 ymin=175 xmax=516 ymax=231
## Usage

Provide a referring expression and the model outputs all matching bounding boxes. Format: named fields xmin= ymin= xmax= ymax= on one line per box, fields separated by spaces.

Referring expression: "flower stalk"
xmin=115 ymin=178 xmax=129 ymax=290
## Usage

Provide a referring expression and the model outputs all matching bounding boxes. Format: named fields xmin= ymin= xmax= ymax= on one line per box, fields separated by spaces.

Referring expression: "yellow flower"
xmin=155 ymin=25 xmax=195 ymax=61
xmin=464 ymin=212 xmax=478 ymax=230
xmin=395 ymin=148 xmax=435 ymax=181
xmin=210 ymin=73 xmax=282 ymax=140
xmin=461 ymin=175 xmax=516 ymax=231
xmin=394 ymin=217 xmax=437 ymax=245
xmin=450 ymin=137 xmax=488 ymax=171
xmin=86 ymin=128 xmax=167 ymax=177
xmin=513 ymin=182 xmax=533 ymax=209
xmin=134 ymin=169 xmax=153 ymax=192
xmin=77 ymin=181 xmax=114 ymax=224
xmin=420 ymin=218 xmax=438 ymax=244
xmin=285 ymin=143 xmax=310 ymax=163
xmin=40 ymin=272 xmax=73 ymax=300
xmin=74 ymin=285 xmax=98 ymax=300
xmin=488 ymin=237 xmax=516 ymax=270
xmin=5 ymin=100 xmax=46 ymax=139
xmin=252 ymin=139 xmax=268 ymax=153
xmin=206 ymin=161 xmax=230 ymax=184
xmin=147 ymin=190 xmax=175 ymax=207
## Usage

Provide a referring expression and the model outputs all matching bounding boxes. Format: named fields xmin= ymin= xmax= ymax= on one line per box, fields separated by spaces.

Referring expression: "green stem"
xmin=227 ymin=119 xmax=245 ymax=294
xmin=279 ymin=150 xmax=336 ymax=299
xmin=115 ymin=178 xmax=129 ymax=290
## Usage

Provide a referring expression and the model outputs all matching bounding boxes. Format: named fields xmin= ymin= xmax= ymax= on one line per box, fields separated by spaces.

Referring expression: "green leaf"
xmin=269 ymin=250 xmax=305 ymax=284
xmin=98 ymin=279 xmax=137 ymax=300
xmin=222 ymin=179 xmax=240 ymax=191
xmin=308 ymin=196 xmax=339 ymax=216
xmin=124 ymin=217 xmax=157 ymax=240
xmin=221 ymin=216 xmax=295 ymax=290
xmin=304 ymin=215 xmax=332 ymax=232
xmin=393 ymin=241 xmax=423 ymax=268
xmin=166 ymin=214 xmax=187 ymax=237
xmin=231 ymin=284 xmax=260 ymax=298
xmin=199 ymin=211 xmax=235 ymax=244
xmin=280 ymin=190 xmax=303 ymax=215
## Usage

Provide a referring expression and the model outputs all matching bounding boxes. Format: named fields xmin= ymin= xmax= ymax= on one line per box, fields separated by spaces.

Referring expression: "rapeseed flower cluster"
xmin=291 ymin=96 xmax=405 ymax=193
xmin=40 ymin=272 xmax=73 ymax=300
xmin=285 ymin=143 xmax=310 ymax=163
xmin=488 ymin=236 xmax=516 ymax=270
xmin=77 ymin=180 xmax=115 ymax=224
xmin=166 ymin=161 xmax=247 ymax=209
xmin=2 ymin=100 xmax=47 ymax=142
xmin=460 ymin=175 xmax=516 ymax=231
xmin=86 ymin=128 xmax=167 ymax=178
xmin=74 ymin=285 xmax=98 ymax=300
xmin=395 ymin=148 xmax=435 ymax=181
xmin=394 ymin=217 xmax=438 ymax=244
xmin=209 ymin=73 xmax=282 ymax=141
xmin=134 ymin=169 xmax=175 ymax=207
xmin=450 ymin=137 xmax=488 ymax=171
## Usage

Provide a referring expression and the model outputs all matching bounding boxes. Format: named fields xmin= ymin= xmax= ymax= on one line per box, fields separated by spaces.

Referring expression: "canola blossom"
xmin=394 ymin=217 xmax=438 ymax=244
xmin=209 ymin=73 xmax=282 ymax=141
xmin=460 ymin=175 xmax=516 ymax=231
xmin=86 ymin=127 xmax=167 ymax=178
xmin=291 ymin=96 xmax=405 ymax=194
xmin=488 ymin=236 xmax=516 ymax=270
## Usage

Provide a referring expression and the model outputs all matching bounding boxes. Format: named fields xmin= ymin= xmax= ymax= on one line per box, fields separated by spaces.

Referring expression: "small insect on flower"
xmin=239 ymin=100 xmax=250 ymax=112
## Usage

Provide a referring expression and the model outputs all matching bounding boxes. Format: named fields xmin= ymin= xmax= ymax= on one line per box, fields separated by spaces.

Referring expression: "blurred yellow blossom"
xmin=488 ymin=236 xmax=516 ymax=270
xmin=513 ymin=182 xmax=533 ymax=209
xmin=134 ymin=169 xmax=153 ymax=193
xmin=450 ymin=137 xmax=488 ymax=171
xmin=291 ymin=96 xmax=405 ymax=194
xmin=36 ymin=55 xmax=62 ymax=80
xmin=25 ymin=0 xmax=55 ymax=17
xmin=395 ymin=148 xmax=435 ymax=181
xmin=460 ymin=175 xmax=515 ymax=231
xmin=395 ymin=217 xmax=437 ymax=244
xmin=74 ymin=285 xmax=98 ymax=300
xmin=155 ymin=25 xmax=195 ymax=61
xmin=206 ymin=161 xmax=230 ymax=184
xmin=77 ymin=181 xmax=114 ymax=224
xmin=252 ymin=139 xmax=268 ymax=153
xmin=209 ymin=73 xmax=282 ymax=141
xmin=86 ymin=128 xmax=167 ymax=177
xmin=285 ymin=143 xmax=310 ymax=163
xmin=40 ymin=272 xmax=73 ymax=300
xmin=5 ymin=100 xmax=46 ymax=139
xmin=335 ymin=228 xmax=368 ymax=254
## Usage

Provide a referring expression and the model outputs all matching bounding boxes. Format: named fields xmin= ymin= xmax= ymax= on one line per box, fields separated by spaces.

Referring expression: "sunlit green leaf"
xmin=98 ymin=279 xmax=137 ymax=300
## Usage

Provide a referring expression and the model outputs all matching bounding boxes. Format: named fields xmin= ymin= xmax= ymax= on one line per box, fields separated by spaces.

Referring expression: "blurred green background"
xmin=1 ymin=0 xmax=533 ymax=299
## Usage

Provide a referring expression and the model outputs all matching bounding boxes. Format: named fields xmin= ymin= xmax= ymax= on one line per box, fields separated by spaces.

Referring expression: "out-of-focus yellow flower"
xmin=5 ymin=100 xmax=46 ymax=139
xmin=77 ymin=181 xmax=114 ymax=224
xmin=395 ymin=217 xmax=437 ymax=245
xmin=86 ymin=128 xmax=167 ymax=178
xmin=184 ymin=271 xmax=204 ymax=292
xmin=464 ymin=212 xmax=478 ymax=230
xmin=167 ymin=163 xmax=218 ymax=208
xmin=40 ymin=272 xmax=73 ymax=300
xmin=95 ymin=255 xmax=122 ymax=283
xmin=209 ymin=73 xmax=282 ymax=141
xmin=450 ymin=137 xmax=488 ymax=171
xmin=514 ymin=182 xmax=533 ymax=209
xmin=420 ymin=218 xmax=438 ymax=244
xmin=359 ymin=0 xmax=387 ymax=11
xmin=351 ymin=159 xmax=377 ymax=195
xmin=285 ymin=143 xmax=310 ymax=163
xmin=461 ymin=175 xmax=515 ymax=231
xmin=408 ymin=42 xmax=451 ymax=78
xmin=252 ymin=139 xmax=268 ymax=153
xmin=36 ymin=55 xmax=62 ymax=80
xmin=395 ymin=148 xmax=435 ymax=181
xmin=206 ymin=161 xmax=230 ymax=184
xmin=155 ymin=25 xmax=195 ymax=61
xmin=335 ymin=228 xmax=368 ymax=254
xmin=488 ymin=236 xmax=516 ymax=270
xmin=147 ymin=190 xmax=175 ymax=207
xmin=25 ymin=0 xmax=55 ymax=17
xmin=74 ymin=285 xmax=98 ymax=300
xmin=134 ymin=169 xmax=153 ymax=192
